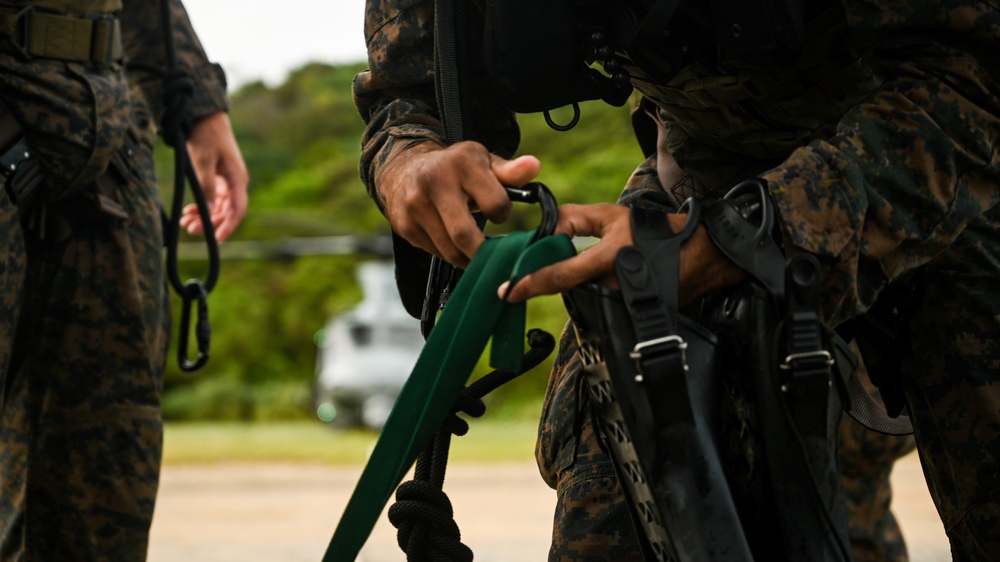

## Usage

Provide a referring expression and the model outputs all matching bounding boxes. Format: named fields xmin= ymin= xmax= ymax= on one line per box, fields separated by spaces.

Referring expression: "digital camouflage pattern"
xmin=355 ymin=0 xmax=1000 ymax=559
xmin=0 ymin=1 xmax=228 ymax=560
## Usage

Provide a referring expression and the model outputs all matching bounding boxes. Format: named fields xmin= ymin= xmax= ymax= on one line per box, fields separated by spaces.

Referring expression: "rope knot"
xmin=388 ymin=480 xmax=473 ymax=562
xmin=162 ymin=68 xmax=196 ymax=147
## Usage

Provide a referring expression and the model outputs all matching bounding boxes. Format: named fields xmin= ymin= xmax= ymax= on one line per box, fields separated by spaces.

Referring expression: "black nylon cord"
xmin=388 ymin=329 xmax=555 ymax=562
xmin=158 ymin=0 xmax=221 ymax=372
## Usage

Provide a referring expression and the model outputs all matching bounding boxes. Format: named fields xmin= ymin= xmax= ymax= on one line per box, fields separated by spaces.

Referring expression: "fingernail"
xmin=497 ymin=281 xmax=510 ymax=300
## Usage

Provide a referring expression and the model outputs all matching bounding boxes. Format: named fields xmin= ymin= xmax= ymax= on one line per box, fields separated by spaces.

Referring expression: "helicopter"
xmin=312 ymin=260 xmax=424 ymax=430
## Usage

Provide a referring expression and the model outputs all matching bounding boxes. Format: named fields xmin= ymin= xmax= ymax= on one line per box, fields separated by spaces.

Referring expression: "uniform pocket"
xmin=0 ymin=58 xmax=129 ymax=202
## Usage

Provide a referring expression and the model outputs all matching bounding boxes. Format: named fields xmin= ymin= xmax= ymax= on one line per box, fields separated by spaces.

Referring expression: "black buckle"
xmin=6 ymin=5 xmax=34 ymax=61
xmin=1 ymin=138 xmax=43 ymax=206
xmin=503 ymin=181 xmax=558 ymax=242
xmin=630 ymin=334 xmax=688 ymax=382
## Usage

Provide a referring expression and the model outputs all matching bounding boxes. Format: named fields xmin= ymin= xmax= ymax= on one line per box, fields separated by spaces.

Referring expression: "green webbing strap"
xmin=323 ymin=230 xmax=576 ymax=562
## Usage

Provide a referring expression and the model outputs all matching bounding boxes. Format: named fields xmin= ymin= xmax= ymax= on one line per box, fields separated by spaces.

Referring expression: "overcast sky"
xmin=184 ymin=1 xmax=368 ymax=89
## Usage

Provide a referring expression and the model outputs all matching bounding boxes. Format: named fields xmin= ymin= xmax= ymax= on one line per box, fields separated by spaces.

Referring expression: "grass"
xmin=162 ymin=419 xmax=542 ymax=465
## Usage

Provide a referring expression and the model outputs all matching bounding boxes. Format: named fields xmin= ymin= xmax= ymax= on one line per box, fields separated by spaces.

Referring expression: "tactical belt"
xmin=0 ymin=6 xmax=122 ymax=64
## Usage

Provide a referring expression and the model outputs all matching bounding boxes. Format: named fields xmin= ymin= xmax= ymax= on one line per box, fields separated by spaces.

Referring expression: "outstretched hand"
xmin=499 ymin=203 xmax=747 ymax=306
xmin=180 ymin=111 xmax=249 ymax=242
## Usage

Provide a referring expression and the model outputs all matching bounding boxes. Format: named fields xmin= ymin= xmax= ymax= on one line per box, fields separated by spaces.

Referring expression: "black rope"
xmin=158 ymin=0 xmax=221 ymax=372
xmin=388 ymin=329 xmax=556 ymax=562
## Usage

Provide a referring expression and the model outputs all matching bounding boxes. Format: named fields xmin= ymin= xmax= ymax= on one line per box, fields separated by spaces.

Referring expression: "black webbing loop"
xmin=389 ymin=329 xmax=555 ymax=562
xmin=419 ymin=0 xmax=473 ymax=339
xmin=159 ymin=0 xmax=221 ymax=372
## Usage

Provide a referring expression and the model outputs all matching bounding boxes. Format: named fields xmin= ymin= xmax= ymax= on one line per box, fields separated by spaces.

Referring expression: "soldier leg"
xmin=839 ymin=411 xmax=916 ymax=562
xmin=900 ymin=233 xmax=1000 ymax=560
xmin=536 ymin=325 xmax=644 ymax=562
xmin=0 ymin=133 xmax=169 ymax=562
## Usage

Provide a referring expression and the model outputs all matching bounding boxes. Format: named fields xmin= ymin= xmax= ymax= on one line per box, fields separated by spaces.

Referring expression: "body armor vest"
xmin=483 ymin=0 xmax=883 ymax=160
xmin=621 ymin=3 xmax=883 ymax=159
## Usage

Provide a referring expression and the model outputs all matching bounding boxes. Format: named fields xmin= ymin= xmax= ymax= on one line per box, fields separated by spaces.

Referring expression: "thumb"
xmin=491 ymin=154 xmax=541 ymax=187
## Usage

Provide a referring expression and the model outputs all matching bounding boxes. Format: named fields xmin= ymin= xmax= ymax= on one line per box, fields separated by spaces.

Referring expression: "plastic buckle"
xmin=1 ymin=138 xmax=42 ymax=206
xmin=6 ymin=5 xmax=34 ymax=61
xmin=630 ymin=334 xmax=688 ymax=382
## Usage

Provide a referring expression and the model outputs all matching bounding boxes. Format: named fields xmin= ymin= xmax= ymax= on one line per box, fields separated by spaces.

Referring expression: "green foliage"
xmin=159 ymin=62 xmax=640 ymax=421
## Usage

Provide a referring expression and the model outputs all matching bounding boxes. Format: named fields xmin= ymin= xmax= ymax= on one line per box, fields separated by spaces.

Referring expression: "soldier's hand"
xmin=181 ymin=111 xmax=250 ymax=242
xmin=499 ymin=203 xmax=746 ymax=305
xmin=377 ymin=140 xmax=540 ymax=268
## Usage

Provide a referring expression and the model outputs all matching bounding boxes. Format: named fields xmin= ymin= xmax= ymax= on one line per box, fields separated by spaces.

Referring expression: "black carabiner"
xmin=420 ymin=182 xmax=561 ymax=338
xmin=177 ymin=279 xmax=211 ymax=372
xmin=503 ymin=181 xmax=558 ymax=242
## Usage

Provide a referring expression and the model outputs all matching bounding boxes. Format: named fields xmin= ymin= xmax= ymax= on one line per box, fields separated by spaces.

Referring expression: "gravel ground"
xmin=148 ymin=452 xmax=950 ymax=562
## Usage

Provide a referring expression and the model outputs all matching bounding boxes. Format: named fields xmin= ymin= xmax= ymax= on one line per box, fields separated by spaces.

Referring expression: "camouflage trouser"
xmin=0 ymin=59 xmax=170 ymax=562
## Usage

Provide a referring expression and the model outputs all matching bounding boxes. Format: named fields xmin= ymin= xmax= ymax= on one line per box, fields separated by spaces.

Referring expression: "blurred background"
xmin=146 ymin=2 xmax=949 ymax=561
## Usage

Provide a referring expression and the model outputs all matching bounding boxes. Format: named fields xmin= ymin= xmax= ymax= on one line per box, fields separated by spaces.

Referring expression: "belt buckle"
xmin=6 ymin=5 xmax=34 ymax=61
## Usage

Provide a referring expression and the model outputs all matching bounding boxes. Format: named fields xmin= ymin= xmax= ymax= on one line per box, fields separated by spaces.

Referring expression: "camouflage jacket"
xmin=0 ymin=0 xmax=228 ymax=191
xmin=354 ymin=0 xmax=1000 ymax=326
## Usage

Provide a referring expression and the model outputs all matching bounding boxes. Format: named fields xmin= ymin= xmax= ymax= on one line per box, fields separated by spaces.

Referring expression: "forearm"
xmin=355 ymin=0 xmax=518 ymax=212
xmin=764 ymin=48 xmax=1000 ymax=326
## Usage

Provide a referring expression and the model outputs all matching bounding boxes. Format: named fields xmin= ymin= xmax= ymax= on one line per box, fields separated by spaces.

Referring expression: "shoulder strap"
xmin=417 ymin=0 xmax=474 ymax=337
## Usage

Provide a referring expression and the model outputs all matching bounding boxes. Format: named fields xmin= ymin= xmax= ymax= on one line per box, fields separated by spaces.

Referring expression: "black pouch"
xmin=482 ymin=0 xmax=631 ymax=114
xmin=706 ymin=0 xmax=806 ymax=64
xmin=562 ymin=183 xmax=855 ymax=561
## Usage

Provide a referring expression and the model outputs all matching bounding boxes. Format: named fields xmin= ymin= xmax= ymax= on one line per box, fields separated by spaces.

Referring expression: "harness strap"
xmin=0 ymin=6 xmax=122 ymax=63
xmin=324 ymin=230 xmax=576 ymax=562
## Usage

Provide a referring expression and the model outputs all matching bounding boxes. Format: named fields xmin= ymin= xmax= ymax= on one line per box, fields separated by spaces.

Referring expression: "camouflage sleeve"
xmin=120 ymin=0 xmax=229 ymax=130
xmin=762 ymin=2 xmax=1000 ymax=327
xmin=354 ymin=0 xmax=519 ymax=211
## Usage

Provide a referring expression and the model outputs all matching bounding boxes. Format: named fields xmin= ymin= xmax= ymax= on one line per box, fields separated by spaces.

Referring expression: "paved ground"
xmin=148 ymin=452 xmax=950 ymax=562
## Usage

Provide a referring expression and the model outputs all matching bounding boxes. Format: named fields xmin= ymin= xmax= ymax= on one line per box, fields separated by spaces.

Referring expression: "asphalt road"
xmin=148 ymin=452 xmax=951 ymax=562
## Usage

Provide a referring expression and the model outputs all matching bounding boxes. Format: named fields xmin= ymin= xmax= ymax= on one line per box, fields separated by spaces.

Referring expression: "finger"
xmin=214 ymin=164 xmax=249 ymax=242
xmin=554 ymin=203 xmax=627 ymax=239
xmin=414 ymin=207 xmax=475 ymax=268
xmin=502 ymin=243 xmax=619 ymax=302
xmin=427 ymin=183 xmax=488 ymax=263
xmin=492 ymin=154 xmax=541 ymax=187
xmin=454 ymin=154 xmax=517 ymax=224
xmin=209 ymin=180 xmax=238 ymax=241
xmin=465 ymin=154 xmax=539 ymax=223
xmin=180 ymin=203 xmax=203 ymax=234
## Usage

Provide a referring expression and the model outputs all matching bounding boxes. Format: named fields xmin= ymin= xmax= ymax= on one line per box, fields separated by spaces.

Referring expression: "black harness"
xmin=563 ymin=183 xmax=856 ymax=561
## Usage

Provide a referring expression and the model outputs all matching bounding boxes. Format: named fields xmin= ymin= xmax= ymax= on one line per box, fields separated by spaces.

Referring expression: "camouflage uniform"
xmin=0 ymin=1 xmax=228 ymax=560
xmin=355 ymin=0 xmax=1000 ymax=560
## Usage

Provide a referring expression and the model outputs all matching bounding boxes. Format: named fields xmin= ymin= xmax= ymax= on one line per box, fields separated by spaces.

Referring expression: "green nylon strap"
xmin=323 ymin=230 xmax=576 ymax=562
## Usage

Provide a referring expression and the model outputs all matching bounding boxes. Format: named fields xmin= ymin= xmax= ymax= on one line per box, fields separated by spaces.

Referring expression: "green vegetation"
xmin=162 ymin=420 xmax=541 ymax=464
xmin=158 ymin=62 xmax=641 ymax=422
